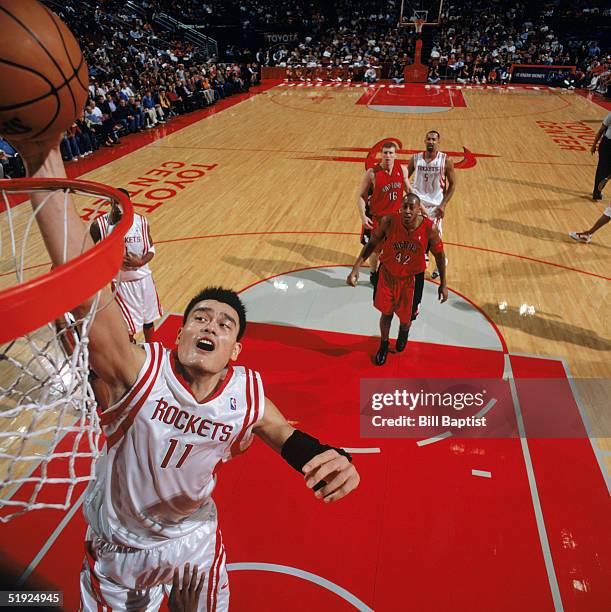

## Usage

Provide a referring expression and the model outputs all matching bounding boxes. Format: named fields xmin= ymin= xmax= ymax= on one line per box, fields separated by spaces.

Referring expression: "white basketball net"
xmin=0 ymin=185 xmax=115 ymax=522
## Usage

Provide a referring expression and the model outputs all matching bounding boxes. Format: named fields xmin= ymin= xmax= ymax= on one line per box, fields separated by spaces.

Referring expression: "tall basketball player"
xmin=347 ymin=194 xmax=448 ymax=365
xmin=356 ymin=141 xmax=410 ymax=286
xmin=90 ymin=188 xmax=162 ymax=342
xmin=17 ymin=141 xmax=360 ymax=611
xmin=408 ymin=130 xmax=456 ymax=279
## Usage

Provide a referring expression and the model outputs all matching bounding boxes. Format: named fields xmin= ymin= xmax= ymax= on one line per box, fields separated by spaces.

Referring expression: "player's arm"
xmin=89 ymin=219 xmax=101 ymax=244
xmin=438 ymin=157 xmax=456 ymax=218
xmin=407 ymin=157 xmax=427 ymax=215
xmin=347 ymin=215 xmax=390 ymax=286
xmin=407 ymin=154 xmax=415 ymax=178
xmin=253 ymin=397 xmax=359 ymax=502
xmin=401 ymin=163 xmax=411 ymax=194
xmin=16 ymin=141 xmax=145 ymax=401
xmin=429 ymin=223 xmax=448 ymax=302
xmin=356 ymin=169 xmax=375 ymax=230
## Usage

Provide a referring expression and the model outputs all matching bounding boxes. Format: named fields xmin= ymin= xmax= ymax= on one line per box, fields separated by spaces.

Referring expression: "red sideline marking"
xmin=510 ymin=356 xmax=611 ymax=609
xmin=574 ymin=89 xmax=611 ymax=112
xmin=0 ymin=81 xmax=279 ymax=213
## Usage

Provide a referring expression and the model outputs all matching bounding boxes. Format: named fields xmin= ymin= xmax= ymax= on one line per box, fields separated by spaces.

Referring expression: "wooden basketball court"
xmin=1 ymin=81 xmax=609 ymax=610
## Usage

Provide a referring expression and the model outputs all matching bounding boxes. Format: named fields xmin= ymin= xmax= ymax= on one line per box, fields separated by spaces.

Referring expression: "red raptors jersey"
xmin=380 ymin=213 xmax=439 ymax=277
xmin=370 ymin=162 xmax=404 ymax=218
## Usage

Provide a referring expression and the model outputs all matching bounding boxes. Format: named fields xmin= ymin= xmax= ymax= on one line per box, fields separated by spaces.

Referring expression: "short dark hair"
xmin=183 ymin=287 xmax=247 ymax=340
xmin=381 ymin=141 xmax=398 ymax=151
xmin=426 ymin=130 xmax=440 ymax=139
xmin=117 ymin=188 xmax=130 ymax=198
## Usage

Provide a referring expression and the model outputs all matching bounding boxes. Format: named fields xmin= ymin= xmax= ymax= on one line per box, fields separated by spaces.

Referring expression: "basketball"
xmin=0 ymin=0 xmax=88 ymax=141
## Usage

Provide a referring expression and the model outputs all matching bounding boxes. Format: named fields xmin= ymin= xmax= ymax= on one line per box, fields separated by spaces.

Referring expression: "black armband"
xmin=281 ymin=430 xmax=352 ymax=474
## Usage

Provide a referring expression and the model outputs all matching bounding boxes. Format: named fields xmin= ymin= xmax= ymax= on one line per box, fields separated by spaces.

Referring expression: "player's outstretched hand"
xmin=303 ymin=449 xmax=360 ymax=503
xmin=346 ymin=267 xmax=359 ymax=287
xmin=168 ymin=563 xmax=205 ymax=612
xmin=346 ymin=268 xmax=359 ymax=287
xmin=433 ymin=206 xmax=445 ymax=219
xmin=438 ymin=283 xmax=448 ymax=303
xmin=362 ymin=215 xmax=373 ymax=230
xmin=590 ymin=142 xmax=598 ymax=155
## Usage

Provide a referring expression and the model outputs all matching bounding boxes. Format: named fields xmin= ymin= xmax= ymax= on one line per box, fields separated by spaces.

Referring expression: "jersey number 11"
xmin=160 ymin=438 xmax=194 ymax=469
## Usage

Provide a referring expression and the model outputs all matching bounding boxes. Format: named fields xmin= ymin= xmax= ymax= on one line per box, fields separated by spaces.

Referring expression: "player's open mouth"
xmin=196 ymin=338 xmax=215 ymax=352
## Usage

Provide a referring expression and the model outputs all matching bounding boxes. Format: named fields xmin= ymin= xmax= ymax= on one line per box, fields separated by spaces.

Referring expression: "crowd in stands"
xmin=36 ymin=0 xmax=611 ymax=104
xmin=15 ymin=0 xmax=259 ymax=170
xmin=1 ymin=0 xmax=608 ymax=180
xmin=427 ymin=0 xmax=610 ymax=89
xmin=255 ymin=0 xmax=609 ymax=90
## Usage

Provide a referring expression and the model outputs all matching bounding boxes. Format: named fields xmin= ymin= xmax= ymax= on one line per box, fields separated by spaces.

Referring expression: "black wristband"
xmin=281 ymin=430 xmax=352 ymax=484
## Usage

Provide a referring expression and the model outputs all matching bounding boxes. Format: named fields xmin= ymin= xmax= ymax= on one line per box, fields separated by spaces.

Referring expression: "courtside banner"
xmin=510 ymin=64 xmax=575 ymax=85
xmin=359 ymin=378 xmax=608 ymax=438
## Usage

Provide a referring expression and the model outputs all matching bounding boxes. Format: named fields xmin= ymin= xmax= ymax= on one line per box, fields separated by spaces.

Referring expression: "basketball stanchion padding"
xmin=0 ymin=179 xmax=132 ymax=521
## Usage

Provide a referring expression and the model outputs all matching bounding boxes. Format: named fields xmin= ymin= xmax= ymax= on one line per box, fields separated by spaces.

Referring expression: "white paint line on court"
xmin=417 ymin=431 xmax=452 ymax=446
xmin=228 ymin=562 xmax=373 ymax=611
xmin=475 ymin=397 xmax=497 ymax=418
xmin=505 ymin=355 xmax=564 ymax=611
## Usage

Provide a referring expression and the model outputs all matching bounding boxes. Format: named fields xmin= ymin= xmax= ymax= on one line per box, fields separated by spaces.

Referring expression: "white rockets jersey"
xmin=84 ymin=343 xmax=265 ymax=548
xmin=411 ymin=152 xmax=447 ymax=206
xmin=97 ymin=212 xmax=152 ymax=282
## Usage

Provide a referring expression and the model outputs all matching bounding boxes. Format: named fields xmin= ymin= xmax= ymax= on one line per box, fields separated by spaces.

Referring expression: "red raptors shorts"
xmin=374 ymin=267 xmax=424 ymax=323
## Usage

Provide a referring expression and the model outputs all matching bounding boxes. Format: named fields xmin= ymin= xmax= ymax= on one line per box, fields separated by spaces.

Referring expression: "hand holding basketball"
xmin=0 ymin=0 xmax=88 ymax=142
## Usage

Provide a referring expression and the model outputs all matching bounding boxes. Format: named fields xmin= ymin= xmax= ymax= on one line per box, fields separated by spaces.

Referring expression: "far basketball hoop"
xmin=398 ymin=0 xmax=443 ymax=27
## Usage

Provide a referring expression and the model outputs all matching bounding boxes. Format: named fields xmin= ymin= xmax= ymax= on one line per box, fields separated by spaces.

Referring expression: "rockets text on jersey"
xmin=84 ymin=343 xmax=265 ymax=548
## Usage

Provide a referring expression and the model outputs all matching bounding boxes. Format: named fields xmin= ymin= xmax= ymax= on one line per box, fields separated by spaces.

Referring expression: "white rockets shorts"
xmin=80 ymin=509 xmax=228 ymax=611
xmin=421 ymin=200 xmax=443 ymax=235
xmin=113 ymin=274 xmax=163 ymax=336
xmin=604 ymin=206 xmax=611 ymax=218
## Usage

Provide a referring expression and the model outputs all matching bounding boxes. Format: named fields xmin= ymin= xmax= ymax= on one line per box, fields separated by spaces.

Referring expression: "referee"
xmin=591 ymin=111 xmax=611 ymax=200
